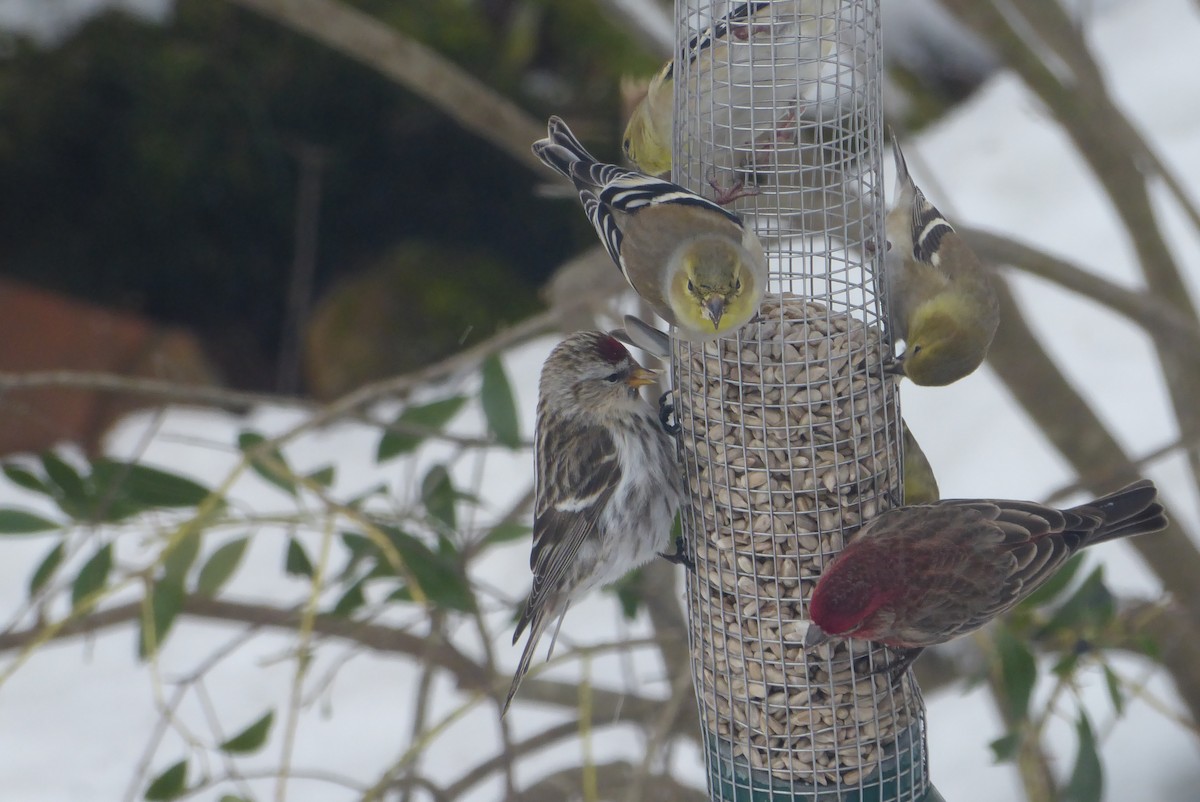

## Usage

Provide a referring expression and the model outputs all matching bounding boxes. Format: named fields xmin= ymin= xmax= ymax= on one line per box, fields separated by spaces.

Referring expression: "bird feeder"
xmin=670 ymin=1 xmax=933 ymax=799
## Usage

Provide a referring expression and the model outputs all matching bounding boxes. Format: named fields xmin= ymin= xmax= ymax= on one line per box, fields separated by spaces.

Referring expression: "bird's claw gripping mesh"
xmin=670 ymin=2 xmax=930 ymax=799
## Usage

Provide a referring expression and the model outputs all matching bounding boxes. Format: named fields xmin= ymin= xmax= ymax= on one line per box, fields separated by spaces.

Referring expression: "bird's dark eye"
xmin=605 ymin=372 xmax=621 ymax=383
xmin=912 ymin=345 xmax=923 ymax=355
xmin=687 ymin=280 xmax=695 ymax=293
xmin=734 ymin=279 xmax=742 ymax=292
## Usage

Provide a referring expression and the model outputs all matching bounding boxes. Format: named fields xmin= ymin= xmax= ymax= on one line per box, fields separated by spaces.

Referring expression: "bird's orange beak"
xmin=625 ymin=365 xmax=658 ymax=388
xmin=804 ymin=622 xmax=834 ymax=649
xmin=704 ymin=296 xmax=726 ymax=330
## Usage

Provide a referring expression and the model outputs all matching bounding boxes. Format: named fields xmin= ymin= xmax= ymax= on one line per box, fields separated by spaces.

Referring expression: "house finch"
xmin=622 ymin=0 xmax=835 ymax=177
xmin=805 ymin=480 xmax=1166 ymax=672
xmin=883 ymin=132 xmax=999 ymax=386
xmin=533 ymin=116 xmax=768 ymax=342
xmin=504 ymin=331 xmax=683 ymax=714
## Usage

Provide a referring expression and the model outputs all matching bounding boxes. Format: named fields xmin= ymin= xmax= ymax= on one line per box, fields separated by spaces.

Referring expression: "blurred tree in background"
xmin=0 ymin=0 xmax=652 ymax=390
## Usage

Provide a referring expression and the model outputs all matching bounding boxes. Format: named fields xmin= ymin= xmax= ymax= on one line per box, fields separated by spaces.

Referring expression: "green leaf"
xmin=480 ymin=355 xmax=521 ymax=448
xmin=41 ymin=452 xmax=88 ymax=517
xmin=219 ymin=710 xmax=274 ymax=754
xmin=1060 ymin=713 xmax=1103 ymax=802
xmin=1021 ymin=553 xmax=1084 ymax=608
xmin=72 ymin=543 xmax=113 ymax=607
xmin=196 ymin=538 xmax=249 ymax=596
xmin=481 ymin=522 xmax=530 ymax=548
xmin=3 ymin=464 xmax=49 ymax=494
xmin=219 ymin=796 xmax=251 ymax=802
xmin=306 ymin=465 xmax=336 ymax=487
xmin=988 ymin=731 xmax=1021 ymax=763
xmin=0 ymin=508 xmax=61 ymax=534
xmin=238 ymin=431 xmax=296 ymax=497
xmin=92 ymin=461 xmax=211 ymax=508
xmin=285 ymin=538 xmax=313 ymax=577
xmin=608 ymin=569 xmax=644 ymax=620
xmin=332 ymin=579 xmax=366 ymax=617
xmin=163 ymin=531 xmax=201 ymax=585
xmin=29 ymin=542 xmax=65 ymax=596
xmin=1102 ymin=664 xmax=1125 ymax=716
xmin=376 ymin=395 xmax=468 ymax=462
xmin=144 ymin=759 xmax=187 ymax=800
xmin=994 ymin=624 xmax=1037 ymax=724
xmin=1040 ymin=565 xmax=1115 ymax=637
xmin=421 ymin=465 xmax=457 ymax=532
xmin=383 ymin=526 xmax=474 ymax=612
xmin=140 ymin=578 xmax=185 ymax=659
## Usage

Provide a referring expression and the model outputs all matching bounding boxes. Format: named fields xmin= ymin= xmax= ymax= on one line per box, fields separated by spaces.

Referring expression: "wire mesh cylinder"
xmin=671 ymin=1 xmax=929 ymax=799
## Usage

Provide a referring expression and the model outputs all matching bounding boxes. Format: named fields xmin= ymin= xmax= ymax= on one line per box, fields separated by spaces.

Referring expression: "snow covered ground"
xmin=2 ymin=0 xmax=1200 ymax=799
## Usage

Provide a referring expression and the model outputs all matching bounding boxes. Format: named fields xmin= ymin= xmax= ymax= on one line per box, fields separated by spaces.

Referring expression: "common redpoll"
xmin=805 ymin=480 xmax=1166 ymax=672
xmin=533 ymin=116 xmax=767 ymax=341
xmin=884 ymin=132 xmax=999 ymax=386
xmin=503 ymin=331 xmax=683 ymax=714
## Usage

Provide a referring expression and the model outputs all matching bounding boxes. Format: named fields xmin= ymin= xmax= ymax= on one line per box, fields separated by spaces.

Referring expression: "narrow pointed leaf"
xmin=140 ymin=578 xmax=185 ymax=659
xmin=1060 ymin=713 xmax=1102 ymax=802
xmin=29 ymin=542 xmax=65 ymax=596
xmin=144 ymin=759 xmax=187 ymax=800
xmin=421 ymin=465 xmax=457 ymax=531
xmin=285 ymin=538 xmax=313 ymax=577
xmin=72 ymin=543 xmax=113 ymax=606
xmin=196 ymin=538 xmax=249 ymax=596
xmin=163 ymin=531 xmax=201 ymax=585
xmin=238 ymin=432 xmax=296 ymax=497
xmin=0 ymin=508 xmax=61 ymax=534
xmin=93 ymin=461 xmax=211 ymax=508
xmin=41 ymin=452 xmax=88 ymax=517
xmin=376 ymin=395 xmax=468 ymax=462
xmin=219 ymin=710 xmax=274 ymax=754
xmin=3 ymin=464 xmax=49 ymax=494
xmin=994 ymin=624 xmax=1037 ymax=724
xmin=383 ymin=526 xmax=474 ymax=612
xmin=480 ymin=355 xmax=520 ymax=448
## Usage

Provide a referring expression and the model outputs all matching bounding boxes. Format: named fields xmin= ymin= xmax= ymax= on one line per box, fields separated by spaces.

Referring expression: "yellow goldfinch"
xmin=623 ymin=0 xmax=836 ymax=177
xmin=533 ymin=116 xmax=768 ymax=342
xmin=901 ymin=420 xmax=939 ymax=505
xmin=884 ymin=134 xmax=999 ymax=386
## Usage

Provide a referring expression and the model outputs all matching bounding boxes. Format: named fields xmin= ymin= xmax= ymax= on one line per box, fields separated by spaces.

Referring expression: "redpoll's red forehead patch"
xmin=596 ymin=334 xmax=629 ymax=364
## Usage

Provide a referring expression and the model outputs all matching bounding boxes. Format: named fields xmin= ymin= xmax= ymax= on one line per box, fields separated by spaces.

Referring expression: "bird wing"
xmin=516 ymin=415 xmax=622 ymax=642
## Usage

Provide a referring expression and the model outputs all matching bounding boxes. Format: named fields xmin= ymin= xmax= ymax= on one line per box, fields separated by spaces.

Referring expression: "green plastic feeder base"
xmin=704 ymin=721 xmax=931 ymax=801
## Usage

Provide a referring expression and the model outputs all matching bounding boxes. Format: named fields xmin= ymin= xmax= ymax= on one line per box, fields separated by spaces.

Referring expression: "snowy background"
xmin=2 ymin=0 xmax=1200 ymax=799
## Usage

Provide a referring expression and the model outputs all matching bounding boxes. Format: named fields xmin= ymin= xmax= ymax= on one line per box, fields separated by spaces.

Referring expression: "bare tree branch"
xmin=961 ymin=226 xmax=1200 ymax=360
xmin=225 ymin=0 xmax=545 ymax=170
xmin=941 ymin=0 xmax=1200 ymax=503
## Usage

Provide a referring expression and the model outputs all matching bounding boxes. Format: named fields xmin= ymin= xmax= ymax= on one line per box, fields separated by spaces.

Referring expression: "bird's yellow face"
xmin=668 ymin=238 xmax=758 ymax=337
xmin=900 ymin=301 xmax=991 ymax=386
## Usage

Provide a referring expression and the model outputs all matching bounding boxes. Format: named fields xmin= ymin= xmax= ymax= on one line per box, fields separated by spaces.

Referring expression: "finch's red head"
xmin=808 ymin=543 xmax=897 ymax=640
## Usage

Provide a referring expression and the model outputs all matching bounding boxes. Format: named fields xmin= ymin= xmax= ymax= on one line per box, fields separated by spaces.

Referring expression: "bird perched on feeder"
xmin=504 ymin=331 xmax=684 ymax=714
xmin=534 ymin=116 xmax=767 ymax=341
xmin=901 ymin=421 xmax=939 ymax=506
xmin=623 ymin=0 xmax=836 ymax=177
xmin=804 ymin=480 xmax=1166 ymax=674
xmin=883 ymin=134 xmax=999 ymax=386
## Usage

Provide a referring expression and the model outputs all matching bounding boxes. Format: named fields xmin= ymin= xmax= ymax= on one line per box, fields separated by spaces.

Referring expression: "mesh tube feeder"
xmin=669 ymin=1 xmax=931 ymax=799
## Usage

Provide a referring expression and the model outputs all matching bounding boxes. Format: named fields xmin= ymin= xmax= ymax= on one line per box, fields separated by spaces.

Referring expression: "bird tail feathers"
xmin=1074 ymin=479 xmax=1167 ymax=545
